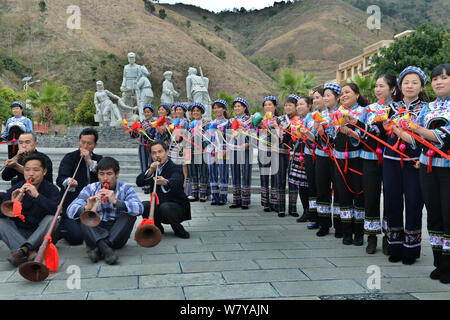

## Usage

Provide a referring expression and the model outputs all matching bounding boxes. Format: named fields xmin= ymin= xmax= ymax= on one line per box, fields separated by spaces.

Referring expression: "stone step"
xmin=0 ymin=146 xmax=265 ymax=193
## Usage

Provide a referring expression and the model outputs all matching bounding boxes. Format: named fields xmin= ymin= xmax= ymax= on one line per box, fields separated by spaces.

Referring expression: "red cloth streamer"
xmin=12 ymin=200 xmax=25 ymax=222
xmin=43 ymin=235 xmax=59 ymax=274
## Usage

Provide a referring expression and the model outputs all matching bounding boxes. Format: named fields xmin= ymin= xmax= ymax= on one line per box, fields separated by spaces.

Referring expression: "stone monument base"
xmin=36 ymin=125 xmax=139 ymax=148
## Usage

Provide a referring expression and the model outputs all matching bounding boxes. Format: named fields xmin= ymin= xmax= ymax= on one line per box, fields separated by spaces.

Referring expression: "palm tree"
xmin=351 ymin=74 xmax=376 ymax=102
xmin=27 ymin=81 xmax=71 ymax=130
xmin=275 ymin=68 xmax=317 ymax=102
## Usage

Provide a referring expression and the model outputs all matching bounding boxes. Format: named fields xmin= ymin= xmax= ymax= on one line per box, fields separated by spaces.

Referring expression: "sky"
xmin=158 ymin=0 xmax=282 ymax=13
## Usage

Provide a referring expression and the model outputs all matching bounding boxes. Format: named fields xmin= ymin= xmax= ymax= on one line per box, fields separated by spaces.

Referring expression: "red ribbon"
xmin=43 ymin=235 xmax=59 ymax=274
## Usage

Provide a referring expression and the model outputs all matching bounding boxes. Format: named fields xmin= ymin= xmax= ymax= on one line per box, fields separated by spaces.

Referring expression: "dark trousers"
xmin=258 ymin=153 xmax=277 ymax=210
xmin=288 ymin=184 xmax=309 ymax=214
xmin=7 ymin=144 xmax=19 ymax=159
xmin=0 ymin=215 xmax=56 ymax=251
xmin=304 ymin=154 xmax=318 ymax=222
xmin=383 ymin=158 xmax=423 ymax=260
xmin=334 ymin=158 xmax=364 ymax=237
xmin=275 ymin=153 xmax=289 ymax=213
xmin=139 ymin=144 xmax=152 ymax=192
xmin=58 ymin=217 xmax=84 ymax=245
xmin=208 ymin=163 xmax=229 ymax=204
xmin=231 ymin=163 xmax=252 ymax=206
xmin=362 ymin=159 xmax=385 ymax=235
xmin=143 ymin=201 xmax=187 ymax=235
xmin=315 ymin=155 xmax=341 ymax=231
xmin=189 ymin=163 xmax=209 ymax=199
xmin=420 ymin=165 xmax=450 ymax=273
xmin=81 ymin=214 xmax=137 ymax=249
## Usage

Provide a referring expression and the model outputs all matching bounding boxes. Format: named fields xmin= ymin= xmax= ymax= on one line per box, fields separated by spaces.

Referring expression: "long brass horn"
xmin=1 ymin=178 xmax=33 ymax=218
xmin=135 ymin=164 xmax=162 ymax=248
xmin=79 ymin=183 xmax=109 ymax=227
xmin=19 ymin=156 xmax=84 ymax=282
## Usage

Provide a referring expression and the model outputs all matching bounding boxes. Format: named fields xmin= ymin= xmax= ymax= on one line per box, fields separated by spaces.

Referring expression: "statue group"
xmin=94 ymin=52 xmax=212 ymax=126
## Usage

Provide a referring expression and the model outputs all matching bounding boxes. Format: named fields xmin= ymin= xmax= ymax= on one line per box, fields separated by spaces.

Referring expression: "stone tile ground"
xmin=0 ymin=193 xmax=448 ymax=300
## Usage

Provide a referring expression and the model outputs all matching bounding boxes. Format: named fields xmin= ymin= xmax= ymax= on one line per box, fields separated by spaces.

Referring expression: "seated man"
xmin=55 ymin=128 xmax=102 ymax=245
xmin=66 ymin=157 xmax=143 ymax=265
xmin=0 ymin=154 xmax=61 ymax=267
xmin=136 ymin=140 xmax=191 ymax=239
xmin=2 ymin=132 xmax=53 ymax=185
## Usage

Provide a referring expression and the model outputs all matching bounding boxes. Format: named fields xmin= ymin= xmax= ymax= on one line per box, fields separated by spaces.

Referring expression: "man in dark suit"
xmin=0 ymin=154 xmax=61 ymax=267
xmin=55 ymin=128 xmax=103 ymax=245
xmin=136 ymin=140 xmax=191 ymax=239
xmin=2 ymin=132 xmax=53 ymax=184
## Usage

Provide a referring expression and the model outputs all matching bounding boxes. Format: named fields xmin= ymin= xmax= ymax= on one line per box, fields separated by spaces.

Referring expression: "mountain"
xmin=0 ymin=0 xmax=446 ymax=109
xmin=0 ymin=0 xmax=275 ymax=107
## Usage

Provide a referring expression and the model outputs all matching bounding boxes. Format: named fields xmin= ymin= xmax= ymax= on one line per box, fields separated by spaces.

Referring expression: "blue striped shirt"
xmin=67 ymin=181 xmax=143 ymax=221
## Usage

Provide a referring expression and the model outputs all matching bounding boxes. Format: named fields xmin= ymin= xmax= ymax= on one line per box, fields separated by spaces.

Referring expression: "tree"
xmin=216 ymin=49 xmax=226 ymax=60
xmin=370 ymin=24 xmax=449 ymax=77
xmin=158 ymin=9 xmax=166 ymax=19
xmin=351 ymin=74 xmax=376 ymax=103
xmin=74 ymin=91 xmax=96 ymax=126
xmin=287 ymin=52 xmax=296 ymax=66
xmin=27 ymin=81 xmax=71 ymax=129
xmin=38 ymin=1 xmax=46 ymax=12
xmin=276 ymin=68 xmax=317 ymax=102
xmin=0 ymin=86 xmax=15 ymax=122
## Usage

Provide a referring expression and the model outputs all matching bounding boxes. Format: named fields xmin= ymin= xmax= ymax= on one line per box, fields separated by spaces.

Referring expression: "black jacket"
xmin=56 ymin=149 xmax=103 ymax=215
xmin=2 ymin=149 xmax=53 ymax=183
xmin=136 ymin=159 xmax=191 ymax=222
xmin=2 ymin=179 xmax=61 ymax=231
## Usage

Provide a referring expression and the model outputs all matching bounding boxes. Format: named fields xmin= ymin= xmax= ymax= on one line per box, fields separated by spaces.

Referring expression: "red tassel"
xmin=151 ymin=192 xmax=160 ymax=205
xmin=344 ymin=140 xmax=349 ymax=174
xmin=12 ymin=200 xmax=25 ymax=222
xmin=44 ymin=235 xmax=59 ymax=274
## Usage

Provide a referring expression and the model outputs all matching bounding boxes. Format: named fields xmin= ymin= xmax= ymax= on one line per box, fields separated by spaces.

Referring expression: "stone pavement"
xmin=0 ymin=144 xmax=448 ymax=300
xmin=0 ymin=192 xmax=448 ymax=300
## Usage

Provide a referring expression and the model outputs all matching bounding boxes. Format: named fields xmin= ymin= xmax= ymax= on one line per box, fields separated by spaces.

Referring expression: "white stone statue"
xmin=136 ymin=66 xmax=154 ymax=120
xmin=161 ymin=71 xmax=179 ymax=105
xmin=120 ymin=52 xmax=152 ymax=120
xmin=186 ymin=67 xmax=211 ymax=120
xmin=117 ymin=87 xmax=139 ymax=120
xmin=94 ymin=81 xmax=123 ymax=126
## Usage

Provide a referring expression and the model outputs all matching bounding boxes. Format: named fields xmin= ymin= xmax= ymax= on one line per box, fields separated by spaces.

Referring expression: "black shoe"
xmin=388 ymin=255 xmax=402 ymax=263
xmin=217 ymin=202 xmax=226 ymax=206
xmin=97 ymin=240 xmax=118 ymax=265
xmin=174 ymin=230 xmax=190 ymax=239
xmin=289 ymin=212 xmax=300 ymax=217
xmin=229 ymin=204 xmax=241 ymax=209
xmin=334 ymin=231 xmax=344 ymax=239
xmin=87 ymin=247 xmax=102 ymax=263
xmin=342 ymin=235 xmax=353 ymax=245
xmin=402 ymin=258 xmax=416 ymax=265
xmin=188 ymin=197 xmax=199 ymax=202
xmin=199 ymin=198 xmax=207 ymax=202
xmin=241 ymin=205 xmax=249 ymax=210
xmin=366 ymin=235 xmax=377 ymax=254
xmin=430 ymin=268 xmax=441 ymax=280
xmin=211 ymin=202 xmax=217 ymax=206
xmin=316 ymin=227 xmax=329 ymax=237
xmin=278 ymin=212 xmax=286 ymax=217
xmin=264 ymin=207 xmax=270 ymax=212
xmin=353 ymin=235 xmax=364 ymax=246
xmin=440 ymin=273 xmax=450 ymax=284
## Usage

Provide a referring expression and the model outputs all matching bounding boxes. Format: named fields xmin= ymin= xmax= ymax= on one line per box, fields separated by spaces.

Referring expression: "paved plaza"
xmin=0 ymin=146 xmax=448 ymax=300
